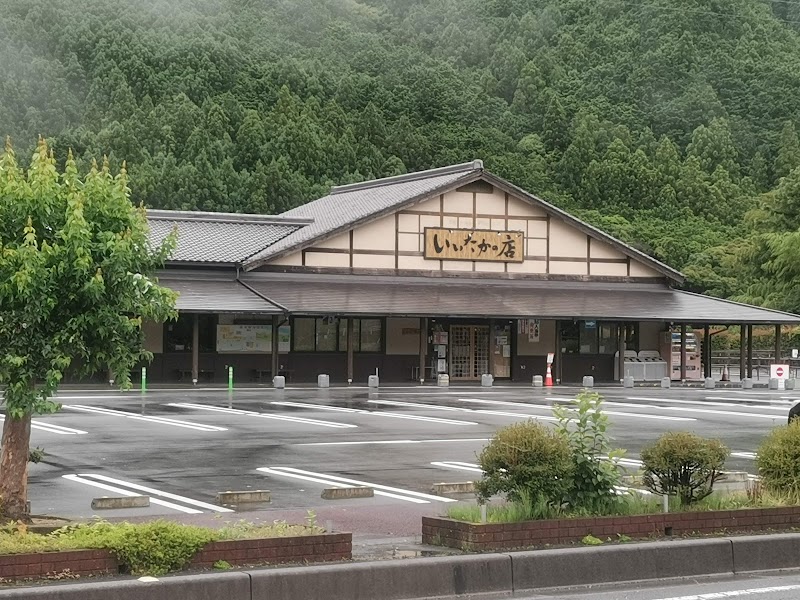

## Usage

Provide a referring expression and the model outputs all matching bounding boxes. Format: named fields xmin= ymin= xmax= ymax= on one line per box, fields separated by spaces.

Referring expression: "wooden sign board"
xmin=424 ymin=228 xmax=524 ymax=263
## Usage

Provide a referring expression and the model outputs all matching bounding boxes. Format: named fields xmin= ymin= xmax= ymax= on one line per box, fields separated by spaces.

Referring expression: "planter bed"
xmin=0 ymin=532 xmax=352 ymax=581
xmin=423 ymin=506 xmax=800 ymax=551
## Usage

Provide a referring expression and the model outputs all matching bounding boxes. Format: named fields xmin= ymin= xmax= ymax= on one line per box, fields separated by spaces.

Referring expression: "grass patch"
xmin=0 ymin=517 xmax=326 ymax=576
xmin=446 ymin=489 xmax=794 ymax=524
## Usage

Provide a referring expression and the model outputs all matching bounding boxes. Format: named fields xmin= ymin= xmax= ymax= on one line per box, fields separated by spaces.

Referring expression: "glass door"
xmin=449 ymin=325 xmax=489 ymax=381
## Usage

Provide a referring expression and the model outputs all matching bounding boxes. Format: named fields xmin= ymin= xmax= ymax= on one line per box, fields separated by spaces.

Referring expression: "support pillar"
xmin=775 ymin=324 xmax=782 ymax=365
xmin=555 ymin=321 xmax=562 ymax=383
xmin=739 ymin=325 xmax=747 ymax=381
xmin=703 ymin=325 xmax=711 ymax=379
xmin=680 ymin=324 xmax=687 ymax=382
xmin=346 ymin=317 xmax=354 ymax=383
xmin=419 ymin=317 xmax=428 ymax=383
xmin=617 ymin=324 xmax=625 ymax=383
xmin=271 ymin=315 xmax=280 ymax=379
xmin=191 ymin=314 xmax=199 ymax=384
xmin=488 ymin=319 xmax=496 ymax=378
xmin=747 ymin=324 xmax=754 ymax=379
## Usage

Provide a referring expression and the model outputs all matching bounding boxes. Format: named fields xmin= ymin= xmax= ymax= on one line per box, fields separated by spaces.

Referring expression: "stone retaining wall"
xmin=0 ymin=532 xmax=352 ymax=581
xmin=423 ymin=506 xmax=800 ymax=551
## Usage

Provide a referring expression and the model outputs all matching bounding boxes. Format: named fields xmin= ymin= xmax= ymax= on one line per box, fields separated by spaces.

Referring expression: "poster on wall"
xmin=216 ymin=324 xmax=291 ymax=353
xmin=517 ymin=319 xmax=540 ymax=342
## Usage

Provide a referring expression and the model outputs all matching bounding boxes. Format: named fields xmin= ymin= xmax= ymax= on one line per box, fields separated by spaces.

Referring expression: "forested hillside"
xmin=2 ymin=0 xmax=800 ymax=308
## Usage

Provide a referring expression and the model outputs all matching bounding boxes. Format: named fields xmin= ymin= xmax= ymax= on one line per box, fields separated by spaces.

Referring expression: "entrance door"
xmin=450 ymin=325 xmax=489 ymax=380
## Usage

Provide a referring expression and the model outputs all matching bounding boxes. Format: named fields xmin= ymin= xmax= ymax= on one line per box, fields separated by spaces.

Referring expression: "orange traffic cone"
xmin=545 ymin=364 xmax=553 ymax=387
xmin=721 ymin=365 xmax=729 ymax=382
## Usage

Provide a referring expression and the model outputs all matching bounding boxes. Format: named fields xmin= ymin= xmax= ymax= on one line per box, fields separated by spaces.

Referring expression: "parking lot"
xmin=25 ymin=384 xmax=797 ymax=533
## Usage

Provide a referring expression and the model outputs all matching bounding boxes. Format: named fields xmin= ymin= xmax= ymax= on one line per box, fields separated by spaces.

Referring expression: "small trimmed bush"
xmin=476 ymin=420 xmax=573 ymax=507
xmin=757 ymin=421 xmax=800 ymax=497
xmin=641 ymin=432 xmax=729 ymax=505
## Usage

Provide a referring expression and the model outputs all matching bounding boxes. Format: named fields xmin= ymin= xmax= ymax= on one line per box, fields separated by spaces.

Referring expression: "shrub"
xmin=554 ymin=391 xmax=625 ymax=513
xmin=756 ymin=421 xmax=800 ymax=498
xmin=641 ymin=432 xmax=729 ymax=505
xmin=52 ymin=520 xmax=217 ymax=576
xmin=476 ymin=420 xmax=573 ymax=507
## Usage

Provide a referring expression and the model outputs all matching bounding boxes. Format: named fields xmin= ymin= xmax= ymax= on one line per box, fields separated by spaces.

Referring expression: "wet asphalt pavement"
xmin=22 ymin=384 xmax=797 ymax=539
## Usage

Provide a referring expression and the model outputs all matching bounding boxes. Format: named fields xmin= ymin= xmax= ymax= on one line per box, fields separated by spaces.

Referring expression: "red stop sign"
xmin=777 ymin=366 xmax=785 ymax=377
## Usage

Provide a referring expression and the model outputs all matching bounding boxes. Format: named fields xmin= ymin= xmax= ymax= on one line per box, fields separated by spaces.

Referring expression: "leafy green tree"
xmin=0 ymin=139 xmax=177 ymax=521
xmin=775 ymin=121 xmax=800 ymax=180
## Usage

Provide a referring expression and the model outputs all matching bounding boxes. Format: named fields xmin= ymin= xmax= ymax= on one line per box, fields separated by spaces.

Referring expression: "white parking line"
xmin=652 ymin=583 xmax=800 ymax=599
xmin=704 ymin=396 xmax=792 ymax=408
xmin=732 ymin=451 xmax=757 ymax=460
xmin=431 ymin=461 xmax=484 ymax=473
xmin=258 ymin=467 xmax=456 ymax=503
xmin=62 ymin=475 xmax=203 ymax=514
xmin=0 ymin=415 xmax=87 ymax=435
xmin=62 ymin=405 xmax=227 ymax=432
xmin=270 ymin=401 xmax=478 ymax=426
xmin=299 ymin=438 xmax=491 ymax=446
xmin=168 ymin=403 xmax=357 ymax=429
xmin=367 ymin=399 xmax=469 ymax=412
xmin=607 ymin=399 xmax=787 ymax=420
xmin=461 ymin=398 xmax=695 ymax=421
xmin=76 ymin=474 xmax=233 ymax=513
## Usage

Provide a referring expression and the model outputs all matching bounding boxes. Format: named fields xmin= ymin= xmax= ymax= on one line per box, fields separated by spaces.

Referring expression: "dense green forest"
xmin=2 ymin=0 xmax=800 ymax=310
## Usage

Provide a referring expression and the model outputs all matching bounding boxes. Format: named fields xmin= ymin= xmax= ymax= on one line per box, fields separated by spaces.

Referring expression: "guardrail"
xmin=7 ymin=534 xmax=800 ymax=600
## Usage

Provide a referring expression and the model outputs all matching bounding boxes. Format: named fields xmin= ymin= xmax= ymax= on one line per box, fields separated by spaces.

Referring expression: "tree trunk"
xmin=0 ymin=413 xmax=32 ymax=522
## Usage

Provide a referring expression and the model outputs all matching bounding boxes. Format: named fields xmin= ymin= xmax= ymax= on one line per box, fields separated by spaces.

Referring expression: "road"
xmin=524 ymin=572 xmax=800 ymax=599
xmin=22 ymin=384 xmax=797 ymax=535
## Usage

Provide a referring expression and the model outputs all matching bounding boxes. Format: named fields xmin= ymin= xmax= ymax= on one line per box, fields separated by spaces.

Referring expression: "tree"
xmin=0 ymin=138 xmax=177 ymax=521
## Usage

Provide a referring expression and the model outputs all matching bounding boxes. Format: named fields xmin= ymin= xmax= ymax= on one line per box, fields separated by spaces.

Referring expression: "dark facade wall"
xmin=560 ymin=354 xmax=615 ymax=383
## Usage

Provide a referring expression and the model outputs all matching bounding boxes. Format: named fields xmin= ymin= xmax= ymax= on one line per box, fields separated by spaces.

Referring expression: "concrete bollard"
xmin=705 ymin=377 xmax=715 ymax=389
xmin=661 ymin=377 xmax=671 ymax=389
xmin=582 ymin=376 xmax=594 ymax=388
xmin=273 ymin=375 xmax=286 ymax=389
xmin=317 ymin=374 xmax=330 ymax=388
xmin=623 ymin=376 xmax=634 ymax=388
xmin=368 ymin=375 xmax=379 ymax=388
xmin=787 ymin=379 xmax=796 ymax=391
xmin=532 ymin=375 xmax=543 ymax=387
xmin=437 ymin=374 xmax=450 ymax=387
xmin=742 ymin=378 xmax=754 ymax=389
xmin=91 ymin=495 xmax=149 ymax=510
xmin=769 ymin=378 xmax=779 ymax=390
xmin=481 ymin=374 xmax=493 ymax=387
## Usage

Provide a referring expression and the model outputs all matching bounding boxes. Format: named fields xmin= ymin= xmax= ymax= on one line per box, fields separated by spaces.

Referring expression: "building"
xmin=142 ymin=161 xmax=800 ymax=385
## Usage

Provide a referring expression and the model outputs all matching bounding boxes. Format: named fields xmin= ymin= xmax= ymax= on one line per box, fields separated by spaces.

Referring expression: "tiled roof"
xmin=244 ymin=162 xmax=483 ymax=267
xmin=242 ymin=273 xmax=800 ymax=324
xmin=158 ymin=273 xmax=283 ymax=314
xmin=147 ymin=210 xmax=311 ymax=265
xmin=241 ymin=160 xmax=682 ymax=282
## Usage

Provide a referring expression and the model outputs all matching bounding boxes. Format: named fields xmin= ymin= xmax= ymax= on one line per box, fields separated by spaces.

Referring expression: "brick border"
xmin=422 ymin=506 xmax=800 ymax=551
xmin=0 ymin=533 xmax=352 ymax=581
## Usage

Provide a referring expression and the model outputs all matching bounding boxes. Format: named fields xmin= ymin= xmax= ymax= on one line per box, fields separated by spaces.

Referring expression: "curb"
xmin=4 ymin=534 xmax=800 ymax=599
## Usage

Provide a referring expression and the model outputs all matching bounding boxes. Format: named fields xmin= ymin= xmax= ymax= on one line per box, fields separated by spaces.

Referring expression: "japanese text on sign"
xmin=424 ymin=228 xmax=524 ymax=263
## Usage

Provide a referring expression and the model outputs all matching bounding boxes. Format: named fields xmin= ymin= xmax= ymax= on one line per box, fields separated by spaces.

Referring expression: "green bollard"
xmin=141 ymin=366 xmax=147 ymax=393
xmin=228 ymin=366 xmax=233 ymax=391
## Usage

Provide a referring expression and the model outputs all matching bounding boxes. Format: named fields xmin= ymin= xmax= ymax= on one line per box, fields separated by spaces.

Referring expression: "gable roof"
xmin=147 ymin=209 xmax=311 ymax=266
xmin=243 ymin=161 xmax=482 ymax=268
xmin=242 ymin=161 xmax=684 ymax=283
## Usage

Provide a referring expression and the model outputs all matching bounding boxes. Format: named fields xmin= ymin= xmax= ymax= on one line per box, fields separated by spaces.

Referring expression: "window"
xmin=293 ymin=318 xmax=315 ymax=351
xmin=561 ymin=321 xmax=624 ymax=355
xmin=359 ymin=319 xmax=382 ymax=352
xmin=316 ymin=318 xmax=338 ymax=352
xmin=292 ymin=317 xmax=383 ymax=352
xmin=165 ymin=314 xmax=216 ymax=352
